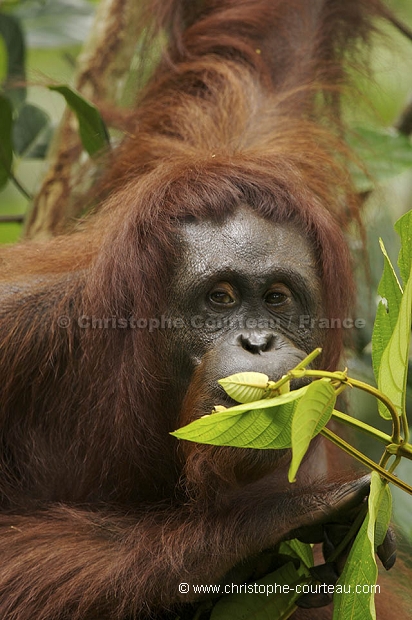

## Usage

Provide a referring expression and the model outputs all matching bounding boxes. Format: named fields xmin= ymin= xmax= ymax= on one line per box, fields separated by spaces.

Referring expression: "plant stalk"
xmin=320 ymin=427 xmax=412 ymax=495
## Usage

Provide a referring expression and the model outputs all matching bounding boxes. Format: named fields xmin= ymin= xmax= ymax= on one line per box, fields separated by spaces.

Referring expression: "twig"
xmin=320 ymin=427 xmax=412 ymax=495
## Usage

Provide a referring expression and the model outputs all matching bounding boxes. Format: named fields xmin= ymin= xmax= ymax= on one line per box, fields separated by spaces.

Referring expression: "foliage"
xmin=172 ymin=210 xmax=412 ymax=620
xmin=349 ymin=128 xmax=412 ymax=192
xmin=0 ymin=0 xmax=100 ymax=242
xmin=48 ymin=85 xmax=110 ymax=156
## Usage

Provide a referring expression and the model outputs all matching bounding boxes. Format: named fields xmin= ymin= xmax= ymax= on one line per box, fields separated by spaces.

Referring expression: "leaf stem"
xmin=345 ymin=378 xmax=401 ymax=443
xmin=320 ymin=427 xmax=412 ymax=495
xmin=331 ymin=410 xmax=412 ymax=459
xmin=295 ymin=371 xmax=402 ymax=444
xmin=290 ymin=369 xmax=347 ymax=382
xmin=294 ymin=348 xmax=323 ymax=369
xmin=388 ymin=455 xmax=402 ymax=474
xmin=379 ymin=451 xmax=392 ymax=470
xmin=331 ymin=410 xmax=392 ymax=445
xmin=267 ymin=349 xmax=323 ymax=393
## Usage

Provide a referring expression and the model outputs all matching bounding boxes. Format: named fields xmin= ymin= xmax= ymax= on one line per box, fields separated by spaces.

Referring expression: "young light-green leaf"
xmin=171 ymin=385 xmax=311 ymax=449
xmin=288 ymin=381 xmax=336 ymax=483
xmin=210 ymin=384 xmax=310 ymax=416
xmin=49 ymin=85 xmax=110 ymax=157
xmin=218 ymin=372 xmax=269 ymax=403
xmin=171 ymin=402 xmax=297 ymax=449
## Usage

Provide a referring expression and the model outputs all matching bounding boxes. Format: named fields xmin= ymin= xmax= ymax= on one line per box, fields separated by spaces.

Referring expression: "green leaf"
xmin=171 ymin=385 xmax=311 ymax=449
xmin=0 ymin=13 xmax=25 ymax=79
xmin=348 ymin=127 xmax=412 ymax=192
xmin=0 ymin=92 xmax=13 ymax=189
xmin=333 ymin=516 xmax=375 ymax=619
xmin=12 ymin=103 xmax=51 ymax=158
xmin=218 ymin=372 xmax=269 ymax=403
xmin=0 ymin=34 xmax=6 ymax=84
xmin=278 ymin=539 xmax=314 ymax=569
xmin=171 ymin=402 xmax=297 ymax=449
xmin=333 ymin=473 xmax=388 ymax=620
xmin=171 ymin=381 xmax=334 ymax=451
xmin=372 ymin=302 xmax=392 ymax=388
xmin=377 ymin=240 xmax=403 ymax=308
xmin=374 ymin=483 xmax=392 ymax=547
xmin=0 ymin=13 xmax=26 ymax=107
xmin=276 ymin=379 xmax=290 ymax=395
xmin=371 ymin=239 xmax=402 ymax=386
xmin=288 ymin=381 xmax=336 ymax=483
xmin=49 ymin=85 xmax=110 ymax=157
xmin=377 ymin=260 xmax=412 ymax=418
xmin=394 ymin=210 xmax=412 ymax=285
xmin=211 ymin=561 xmax=309 ymax=620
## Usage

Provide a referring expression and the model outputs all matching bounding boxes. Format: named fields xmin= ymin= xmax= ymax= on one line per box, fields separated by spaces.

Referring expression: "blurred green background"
xmin=0 ymin=0 xmax=100 ymax=242
xmin=1 ymin=0 xmax=412 ymax=239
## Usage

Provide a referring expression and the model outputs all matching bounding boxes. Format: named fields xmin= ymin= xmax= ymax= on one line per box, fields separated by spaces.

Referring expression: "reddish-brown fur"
xmin=0 ymin=1 xmax=409 ymax=618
